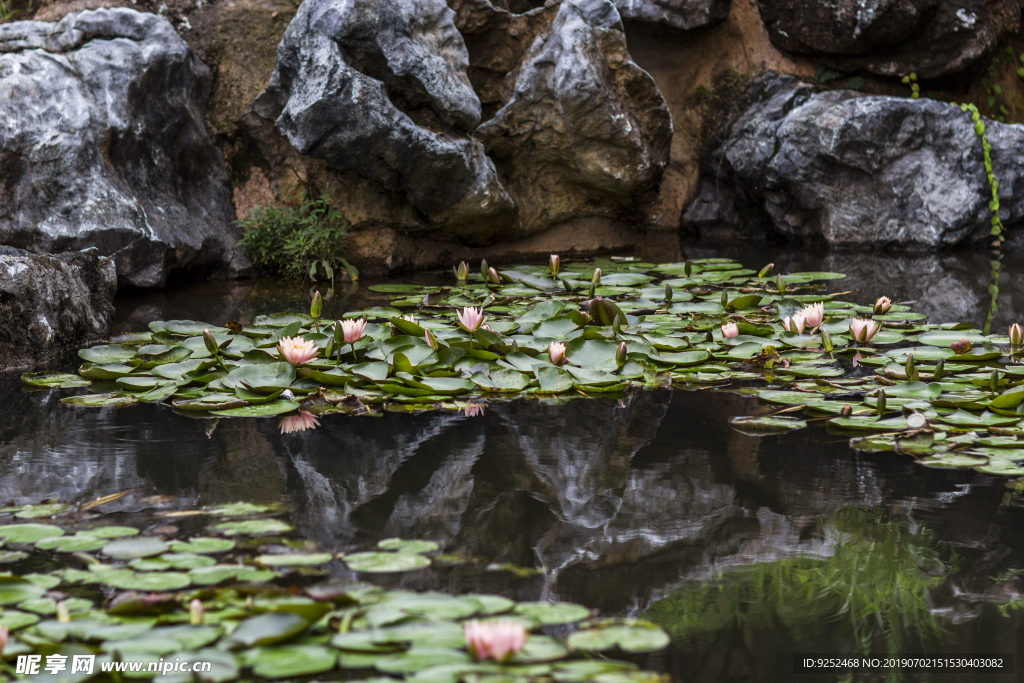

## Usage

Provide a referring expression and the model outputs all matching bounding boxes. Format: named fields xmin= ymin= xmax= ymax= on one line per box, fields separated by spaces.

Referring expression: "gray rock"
xmin=478 ymin=0 xmax=673 ymax=237
xmin=614 ymin=0 xmax=731 ymax=31
xmin=0 ymin=9 xmax=245 ymax=288
xmin=255 ymin=0 xmax=515 ymax=244
xmin=0 ymin=249 xmax=116 ymax=371
xmin=683 ymin=74 xmax=1024 ymax=249
xmin=756 ymin=0 xmax=1021 ymax=79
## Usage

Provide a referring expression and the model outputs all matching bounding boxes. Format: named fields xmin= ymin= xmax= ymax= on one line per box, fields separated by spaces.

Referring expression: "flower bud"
xmin=820 ymin=328 xmax=833 ymax=353
xmin=1010 ymin=323 xmax=1023 ymax=345
xmin=424 ymin=329 xmax=438 ymax=350
xmin=758 ymin=263 xmax=774 ymax=278
xmin=480 ymin=259 xmax=490 ymax=281
xmin=950 ymin=339 xmax=972 ymax=354
xmin=310 ymin=291 xmax=323 ymax=320
xmin=933 ymin=359 xmax=945 ymax=381
xmin=665 ymin=284 xmax=673 ymax=302
xmin=840 ymin=405 xmax=852 ymax=417
xmin=488 ymin=267 xmax=500 ymax=285
xmin=56 ymin=601 xmax=71 ymax=623
xmin=591 ymin=268 xmax=602 ymax=285
xmin=876 ymin=390 xmax=886 ymax=415
xmin=190 ymin=598 xmax=204 ymax=625
xmin=684 ymin=261 xmax=692 ymax=277
xmin=454 ymin=261 xmax=469 ymax=281
xmin=549 ymin=254 xmax=561 ymax=278
xmin=873 ymin=296 xmax=891 ymax=315
xmin=615 ymin=342 xmax=628 ymax=368
xmin=776 ymin=274 xmax=786 ymax=294
xmin=203 ymin=328 xmax=219 ymax=356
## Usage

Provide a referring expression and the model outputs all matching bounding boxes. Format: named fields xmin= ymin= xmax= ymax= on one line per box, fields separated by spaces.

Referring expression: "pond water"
xmin=5 ymin=247 xmax=1024 ymax=681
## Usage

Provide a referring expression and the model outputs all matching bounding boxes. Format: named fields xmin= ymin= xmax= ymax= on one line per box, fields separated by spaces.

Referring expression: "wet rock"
xmin=0 ymin=9 xmax=246 ymax=287
xmin=478 ymin=0 xmax=673 ymax=237
xmin=682 ymin=74 xmax=1024 ymax=249
xmin=253 ymin=0 xmax=515 ymax=244
xmin=614 ymin=0 xmax=731 ymax=31
xmin=756 ymin=0 xmax=1022 ymax=79
xmin=0 ymin=249 xmax=116 ymax=371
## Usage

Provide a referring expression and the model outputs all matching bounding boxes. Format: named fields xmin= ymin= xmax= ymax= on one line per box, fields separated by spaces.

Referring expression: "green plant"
xmin=954 ymin=103 xmax=1005 ymax=244
xmin=237 ymin=191 xmax=357 ymax=286
xmin=901 ymin=72 xmax=920 ymax=99
xmin=0 ymin=0 xmax=16 ymax=21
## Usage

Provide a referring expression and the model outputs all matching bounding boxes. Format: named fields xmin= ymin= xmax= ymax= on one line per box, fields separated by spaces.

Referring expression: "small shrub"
xmin=237 ymin=191 xmax=357 ymax=284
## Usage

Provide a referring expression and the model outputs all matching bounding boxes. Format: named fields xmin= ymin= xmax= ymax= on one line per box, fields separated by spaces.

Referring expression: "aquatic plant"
xmin=0 ymin=499 xmax=668 ymax=681
xmin=23 ymin=256 xmax=1024 ymax=478
xmin=237 ymin=190 xmax=357 ymax=286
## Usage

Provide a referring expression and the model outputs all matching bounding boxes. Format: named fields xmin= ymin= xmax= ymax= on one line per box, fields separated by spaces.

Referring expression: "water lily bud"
xmin=776 ymin=274 xmax=786 ymax=295
xmin=190 ymin=598 xmax=204 ymax=625
xmin=454 ymin=261 xmax=469 ymax=281
xmin=949 ymin=339 xmax=972 ymax=354
xmin=1010 ymin=323 xmax=1023 ymax=345
xmin=933 ymin=359 xmax=945 ymax=381
xmin=684 ymin=261 xmax=692 ymax=277
xmin=615 ymin=342 xmax=628 ymax=368
xmin=324 ymin=336 xmax=334 ymax=358
xmin=904 ymin=353 xmax=916 ymax=380
xmin=56 ymin=601 xmax=71 ymax=623
xmin=758 ymin=263 xmax=774 ymax=278
xmin=665 ymin=284 xmax=673 ymax=302
xmin=480 ymin=259 xmax=490 ymax=280
xmin=721 ymin=323 xmax=739 ymax=338
xmin=548 ymin=341 xmax=567 ymax=366
xmin=0 ymin=624 xmax=8 ymax=656
xmin=611 ymin=313 xmax=622 ymax=333
xmin=588 ymin=281 xmax=596 ymax=298
xmin=592 ymin=268 xmax=602 ymax=284
xmin=907 ymin=412 xmax=927 ymax=429
xmin=991 ymin=368 xmax=1000 ymax=392
xmin=487 ymin=266 xmax=500 ymax=285
xmin=876 ymin=389 xmax=886 ymax=415
xmin=203 ymin=328 xmax=219 ymax=356
xmin=705 ymin=330 xmax=713 ymax=342
xmin=310 ymin=291 xmax=323 ymax=320
xmin=511 ymin=340 xmax=519 ymax=353
xmin=820 ymin=328 xmax=833 ymax=352
xmin=873 ymin=296 xmax=891 ymax=315
xmin=333 ymin=320 xmax=345 ymax=346
xmin=840 ymin=405 xmax=852 ymax=418
xmin=424 ymin=329 xmax=438 ymax=350
xmin=720 ymin=291 xmax=728 ymax=307
xmin=549 ymin=254 xmax=560 ymax=278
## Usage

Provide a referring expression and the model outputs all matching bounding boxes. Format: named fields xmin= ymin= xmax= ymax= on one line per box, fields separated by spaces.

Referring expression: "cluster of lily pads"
xmin=22 ymin=256 xmax=1024 ymax=477
xmin=0 ymin=499 xmax=670 ymax=681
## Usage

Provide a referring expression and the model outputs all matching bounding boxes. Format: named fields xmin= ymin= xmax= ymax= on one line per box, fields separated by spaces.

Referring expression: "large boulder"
xmin=682 ymin=74 xmax=1024 ymax=248
xmin=0 ymin=248 xmax=116 ymax=371
xmin=0 ymin=9 xmax=246 ymax=288
xmin=253 ymin=0 xmax=515 ymax=244
xmin=614 ymin=0 xmax=731 ymax=31
xmin=478 ymin=0 xmax=673 ymax=237
xmin=756 ymin=0 xmax=1022 ymax=79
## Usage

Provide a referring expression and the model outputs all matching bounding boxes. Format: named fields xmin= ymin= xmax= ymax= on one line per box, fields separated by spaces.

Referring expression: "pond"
xmin=5 ymin=246 xmax=1024 ymax=682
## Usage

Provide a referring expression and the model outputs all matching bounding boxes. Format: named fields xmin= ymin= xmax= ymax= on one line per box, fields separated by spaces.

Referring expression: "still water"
xmin=5 ymin=247 xmax=1024 ymax=682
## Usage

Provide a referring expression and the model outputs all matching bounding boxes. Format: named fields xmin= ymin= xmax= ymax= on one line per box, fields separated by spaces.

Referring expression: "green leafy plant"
xmin=237 ymin=191 xmax=357 ymax=285
xmin=955 ymin=103 xmax=1005 ymax=244
xmin=0 ymin=0 xmax=16 ymax=21
xmin=901 ymin=72 xmax=920 ymax=99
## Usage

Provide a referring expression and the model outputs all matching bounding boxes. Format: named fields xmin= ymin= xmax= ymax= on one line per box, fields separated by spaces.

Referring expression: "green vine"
xmin=957 ymin=103 xmax=1005 ymax=244
xmin=983 ymin=256 xmax=1001 ymax=335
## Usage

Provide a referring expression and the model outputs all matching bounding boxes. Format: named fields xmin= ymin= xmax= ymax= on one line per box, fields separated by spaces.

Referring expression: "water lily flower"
xmin=425 ymin=329 xmax=438 ymax=350
xmin=278 ymin=336 xmax=318 ymax=365
xmin=721 ymin=323 xmax=739 ymax=338
xmin=464 ymin=619 xmax=528 ymax=662
xmin=279 ymin=411 xmax=321 ymax=434
xmin=782 ymin=314 xmax=806 ymax=334
xmin=873 ymin=296 xmax=891 ymax=315
xmin=454 ymin=261 xmax=469 ymax=281
xmin=488 ymin=267 xmax=500 ymax=285
xmin=340 ymin=318 xmax=367 ymax=345
xmin=457 ymin=307 xmax=486 ymax=332
xmin=464 ymin=403 xmax=485 ymax=417
xmin=907 ymin=412 xmax=927 ymax=429
xmin=800 ymin=302 xmax=825 ymax=329
xmin=950 ymin=338 xmax=972 ymax=354
xmin=402 ymin=314 xmax=417 ymax=324
xmin=1010 ymin=323 xmax=1023 ymax=345
xmin=615 ymin=341 xmax=628 ymax=367
xmin=549 ymin=254 xmax=561 ymax=278
xmin=549 ymin=341 xmax=567 ymax=366
xmin=189 ymin=599 xmax=204 ymax=625
xmin=849 ymin=318 xmax=881 ymax=343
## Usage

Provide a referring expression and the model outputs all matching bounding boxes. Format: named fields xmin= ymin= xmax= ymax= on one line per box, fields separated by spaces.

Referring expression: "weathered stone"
xmin=254 ymin=0 xmax=515 ymax=244
xmin=0 ymin=9 xmax=246 ymax=287
xmin=614 ymin=0 xmax=730 ymax=31
xmin=757 ymin=0 xmax=1022 ymax=79
xmin=0 ymin=248 xmax=116 ymax=371
xmin=478 ymin=0 xmax=673 ymax=237
xmin=683 ymin=74 xmax=1024 ymax=248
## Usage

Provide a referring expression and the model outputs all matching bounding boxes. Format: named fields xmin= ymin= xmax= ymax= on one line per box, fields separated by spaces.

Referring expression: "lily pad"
xmin=344 ymin=551 xmax=432 ymax=573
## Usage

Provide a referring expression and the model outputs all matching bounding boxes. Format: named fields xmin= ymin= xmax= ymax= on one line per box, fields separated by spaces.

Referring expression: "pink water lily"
xmin=464 ymin=619 xmax=528 ymax=662
xmin=549 ymin=341 xmax=567 ymax=366
xmin=549 ymin=254 xmax=561 ymax=277
xmin=278 ymin=336 xmax=318 ymax=365
xmin=425 ymin=329 xmax=438 ymax=350
xmin=782 ymin=314 xmax=806 ymax=334
xmin=453 ymin=261 xmax=469 ymax=280
xmin=873 ymin=296 xmax=892 ymax=315
xmin=464 ymin=403 xmax=485 ymax=417
xmin=458 ymin=307 xmax=486 ymax=332
xmin=721 ymin=323 xmax=739 ymax=338
xmin=339 ymin=318 xmax=367 ymax=344
xmin=849 ymin=318 xmax=881 ymax=343
xmin=800 ymin=302 xmax=825 ymax=329
xmin=279 ymin=411 xmax=321 ymax=434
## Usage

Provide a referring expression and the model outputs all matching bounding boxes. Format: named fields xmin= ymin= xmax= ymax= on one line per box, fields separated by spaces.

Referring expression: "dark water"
xmin=7 ymin=248 xmax=1024 ymax=682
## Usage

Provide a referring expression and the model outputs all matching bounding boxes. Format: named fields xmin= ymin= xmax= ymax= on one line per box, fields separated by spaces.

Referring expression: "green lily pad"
xmin=255 ymin=552 xmax=334 ymax=566
xmin=378 ymin=538 xmax=440 ymax=554
xmin=344 ymin=551 xmax=432 ymax=573
xmin=210 ymin=399 xmax=301 ymax=417
xmin=0 ymin=524 xmax=64 ymax=543
xmin=513 ymin=601 xmax=590 ymax=625
xmin=248 ymin=645 xmax=337 ymax=678
xmin=566 ymin=622 xmax=670 ymax=653
xmin=226 ymin=611 xmax=309 ymax=647
xmin=103 ymin=537 xmax=170 ymax=559
xmin=169 ymin=537 xmax=235 ymax=554
xmin=212 ymin=519 xmax=294 ymax=536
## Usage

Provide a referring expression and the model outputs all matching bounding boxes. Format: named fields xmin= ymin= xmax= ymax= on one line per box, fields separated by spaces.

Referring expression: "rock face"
xmin=614 ymin=0 xmax=731 ymax=31
xmin=756 ymin=0 xmax=1022 ymax=79
xmin=253 ymin=0 xmax=515 ymax=244
xmin=0 ymin=248 xmax=116 ymax=371
xmin=478 ymin=0 xmax=673 ymax=237
xmin=0 ymin=9 xmax=245 ymax=288
xmin=682 ymin=74 xmax=1024 ymax=248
